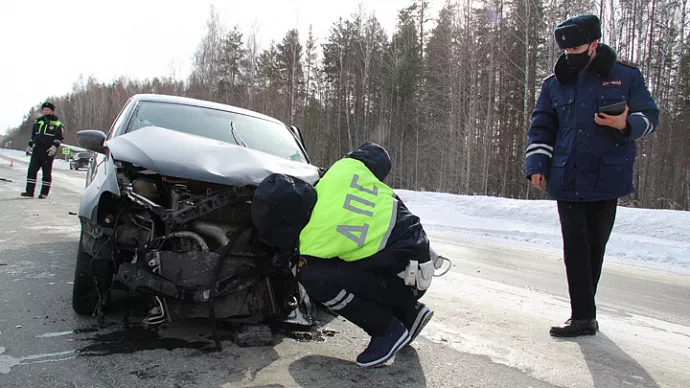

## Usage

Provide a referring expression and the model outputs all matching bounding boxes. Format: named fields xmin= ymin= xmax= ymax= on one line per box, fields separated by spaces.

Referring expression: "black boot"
xmin=550 ymin=318 xmax=599 ymax=337
xmin=20 ymin=192 xmax=33 ymax=198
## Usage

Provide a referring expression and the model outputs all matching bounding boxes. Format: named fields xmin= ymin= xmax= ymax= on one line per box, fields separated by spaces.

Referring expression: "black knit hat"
xmin=41 ymin=102 xmax=56 ymax=111
xmin=251 ymin=173 xmax=317 ymax=250
xmin=554 ymin=14 xmax=601 ymax=50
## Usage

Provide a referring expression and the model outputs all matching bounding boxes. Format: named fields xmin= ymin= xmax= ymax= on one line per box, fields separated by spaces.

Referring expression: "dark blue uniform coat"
xmin=525 ymin=44 xmax=660 ymax=201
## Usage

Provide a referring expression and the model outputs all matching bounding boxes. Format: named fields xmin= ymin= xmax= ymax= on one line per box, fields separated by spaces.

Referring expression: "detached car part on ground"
xmin=72 ymin=94 xmax=321 ymax=345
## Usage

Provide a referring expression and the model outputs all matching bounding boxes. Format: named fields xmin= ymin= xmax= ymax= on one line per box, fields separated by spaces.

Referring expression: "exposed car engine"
xmin=78 ymin=161 xmax=309 ymax=339
xmin=72 ymin=95 xmax=321 ymax=348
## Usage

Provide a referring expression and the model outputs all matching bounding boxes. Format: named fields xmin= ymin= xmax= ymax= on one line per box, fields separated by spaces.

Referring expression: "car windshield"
xmin=125 ymin=101 xmax=307 ymax=163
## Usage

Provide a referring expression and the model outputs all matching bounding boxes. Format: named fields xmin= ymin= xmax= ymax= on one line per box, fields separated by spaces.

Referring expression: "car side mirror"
xmin=77 ymin=130 xmax=108 ymax=154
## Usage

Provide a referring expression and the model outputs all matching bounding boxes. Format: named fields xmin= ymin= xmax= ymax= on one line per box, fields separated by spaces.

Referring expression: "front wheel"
xmin=72 ymin=233 xmax=114 ymax=315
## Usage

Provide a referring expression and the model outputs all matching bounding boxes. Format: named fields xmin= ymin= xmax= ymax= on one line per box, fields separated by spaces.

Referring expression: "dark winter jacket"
xmin=251 ymin=142 xmax=430 ymax=276
xmin=30 ymin=114 xmax=64 ymax=151
xmin=525 ymin=44 xmax=660 ymax=201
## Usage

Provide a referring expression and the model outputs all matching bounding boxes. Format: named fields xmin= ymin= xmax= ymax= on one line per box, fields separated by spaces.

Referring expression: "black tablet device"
xmin=598 ymin=101 xmax=627 ymax=116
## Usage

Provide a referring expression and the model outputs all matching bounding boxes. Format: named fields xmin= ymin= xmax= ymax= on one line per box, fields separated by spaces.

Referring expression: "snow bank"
xmin=396 ymin=190 xmax=690 ymax=275
xmin=0 ymin=149 xmax=73 ymax=171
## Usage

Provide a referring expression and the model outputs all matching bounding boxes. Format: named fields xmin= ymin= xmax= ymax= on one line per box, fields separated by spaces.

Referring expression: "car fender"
xmin=79 ymin=151 xmax=120 ymax=221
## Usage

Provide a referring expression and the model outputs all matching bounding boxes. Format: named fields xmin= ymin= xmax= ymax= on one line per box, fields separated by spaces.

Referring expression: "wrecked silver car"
xmin=73 ymin=94 xmax=320 ymax=344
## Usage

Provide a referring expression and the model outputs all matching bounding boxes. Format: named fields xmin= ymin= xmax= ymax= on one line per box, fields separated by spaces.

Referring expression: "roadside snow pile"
xmin=0 ymin=149 xmax=72 ymax=170
xmin=397 ymin=190 xmax=690 ymax=275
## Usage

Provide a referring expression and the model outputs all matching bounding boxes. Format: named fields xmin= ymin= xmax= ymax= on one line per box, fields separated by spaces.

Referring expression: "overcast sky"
xmin=0 ymin=0 xmax=437 ymax=135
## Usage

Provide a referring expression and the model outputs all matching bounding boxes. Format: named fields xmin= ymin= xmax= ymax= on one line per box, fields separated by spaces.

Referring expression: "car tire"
xmin=72 ymin=233 xmax=114 ymax=315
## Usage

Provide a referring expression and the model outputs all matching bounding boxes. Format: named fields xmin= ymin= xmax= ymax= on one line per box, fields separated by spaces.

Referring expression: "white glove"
xmin=397 ymin=260 xmax=436 ymax=291
xmin=47 ymin=145 xmax=57 ymax=156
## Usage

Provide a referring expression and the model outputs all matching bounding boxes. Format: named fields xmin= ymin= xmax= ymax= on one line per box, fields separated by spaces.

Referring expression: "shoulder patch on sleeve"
xmin=616 ymin=58 xmax=638 ymax=68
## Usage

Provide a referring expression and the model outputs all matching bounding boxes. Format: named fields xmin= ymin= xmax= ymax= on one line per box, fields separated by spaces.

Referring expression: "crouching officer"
xmin=21 ymin=102 xmax=64 ymax=198
xmin=525 ymin=15 xmax=659 ymax=337
xmin=251 ymin=142 xmax=449 ymax=368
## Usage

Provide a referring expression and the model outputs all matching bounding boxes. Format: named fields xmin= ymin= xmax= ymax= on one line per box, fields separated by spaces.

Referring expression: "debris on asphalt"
xmin=286 ymin=328 xmax=337 ymax=342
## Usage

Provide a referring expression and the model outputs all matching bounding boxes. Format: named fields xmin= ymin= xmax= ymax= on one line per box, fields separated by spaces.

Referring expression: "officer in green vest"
xmin=252 ymin=142 xmax=446 ymax=368
xmin=21 ymin=102 xmax=64 ymax=198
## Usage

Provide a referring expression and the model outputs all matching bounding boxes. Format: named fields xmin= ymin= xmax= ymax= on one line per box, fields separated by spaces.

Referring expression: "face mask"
xmin=566 ymin=45 xmax=592 ymax=70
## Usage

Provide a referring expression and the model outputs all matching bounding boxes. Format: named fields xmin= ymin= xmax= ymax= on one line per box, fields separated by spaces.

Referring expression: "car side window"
xmin=107 ymin=98 xmax=134 ymax=140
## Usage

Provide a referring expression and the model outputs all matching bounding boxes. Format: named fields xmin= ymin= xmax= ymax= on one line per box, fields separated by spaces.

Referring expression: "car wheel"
xmin=72 ymin=232 xmax=114 ymax=315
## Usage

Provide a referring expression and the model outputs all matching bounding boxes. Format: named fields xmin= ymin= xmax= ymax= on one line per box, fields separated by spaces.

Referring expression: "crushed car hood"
xmin=106 ymin=126 xmax=320 ymax=186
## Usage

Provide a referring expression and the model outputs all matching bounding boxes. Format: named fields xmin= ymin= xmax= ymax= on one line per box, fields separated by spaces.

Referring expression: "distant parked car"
xmin=69 ymin=152 xmax=94 ymax=170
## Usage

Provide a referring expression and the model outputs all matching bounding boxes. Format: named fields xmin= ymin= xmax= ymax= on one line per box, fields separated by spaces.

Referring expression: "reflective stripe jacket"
xmin=251 ymin=142 xmax=431 ymax=275
xmin=30 ymin=114 xmax=64 ymax=150
xmin=299 ymin=157 xmax=398 ymax=262
xmin=525 ymin=44 xmax=660 ymax=201
xmin=306 ymin=142 xmax=431 ymax=274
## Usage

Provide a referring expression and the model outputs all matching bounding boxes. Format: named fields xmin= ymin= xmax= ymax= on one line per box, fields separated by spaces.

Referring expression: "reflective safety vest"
xmin=299 ymin=158 xmax=398 ymax=262
xmin=35 ymin=119 xmax=63 ymax=135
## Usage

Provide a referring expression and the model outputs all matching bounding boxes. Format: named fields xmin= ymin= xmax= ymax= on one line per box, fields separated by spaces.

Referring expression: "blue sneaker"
xmin=356 ymin=318 xmax=410 ymax=368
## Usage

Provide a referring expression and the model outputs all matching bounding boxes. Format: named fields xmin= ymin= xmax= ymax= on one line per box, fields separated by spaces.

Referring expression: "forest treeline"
xmin=3 ymin=0 xmax=689 ymax=210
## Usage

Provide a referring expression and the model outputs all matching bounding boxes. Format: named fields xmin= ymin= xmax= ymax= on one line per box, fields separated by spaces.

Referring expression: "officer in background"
xmin=252 ymin=142 xmax=447 ymax=368
xmin=525 ymin=15 xmax=659 ymax=337
xmin=21 ymin=102 xmax=64 ymax=199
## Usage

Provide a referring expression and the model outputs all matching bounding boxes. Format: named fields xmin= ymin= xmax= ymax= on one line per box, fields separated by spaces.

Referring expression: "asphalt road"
xmin=0 ymin=153 xmax=688 ymax=388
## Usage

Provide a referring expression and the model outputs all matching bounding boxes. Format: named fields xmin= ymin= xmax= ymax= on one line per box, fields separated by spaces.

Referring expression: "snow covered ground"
xmin=0 ymin=149 xmax=87 ymax=190
xmin=0 ymin=148 xmax=74 ymax=171
xmin=397 ymin=190 xmax=690 ymax=276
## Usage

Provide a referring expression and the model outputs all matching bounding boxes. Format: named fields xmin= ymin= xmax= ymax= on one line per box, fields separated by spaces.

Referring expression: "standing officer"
xmin=525 ymin=15 xmax=660 ymax=337
xmin=21 ymin=102 xmax=64 ymax=198
xmin=252 ymin=142 xmax=445 ymax=367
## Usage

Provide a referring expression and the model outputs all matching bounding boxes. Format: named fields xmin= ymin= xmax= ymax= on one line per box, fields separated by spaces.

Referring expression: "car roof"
xmin=131 ymin=94 xmax=285 ymax=126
